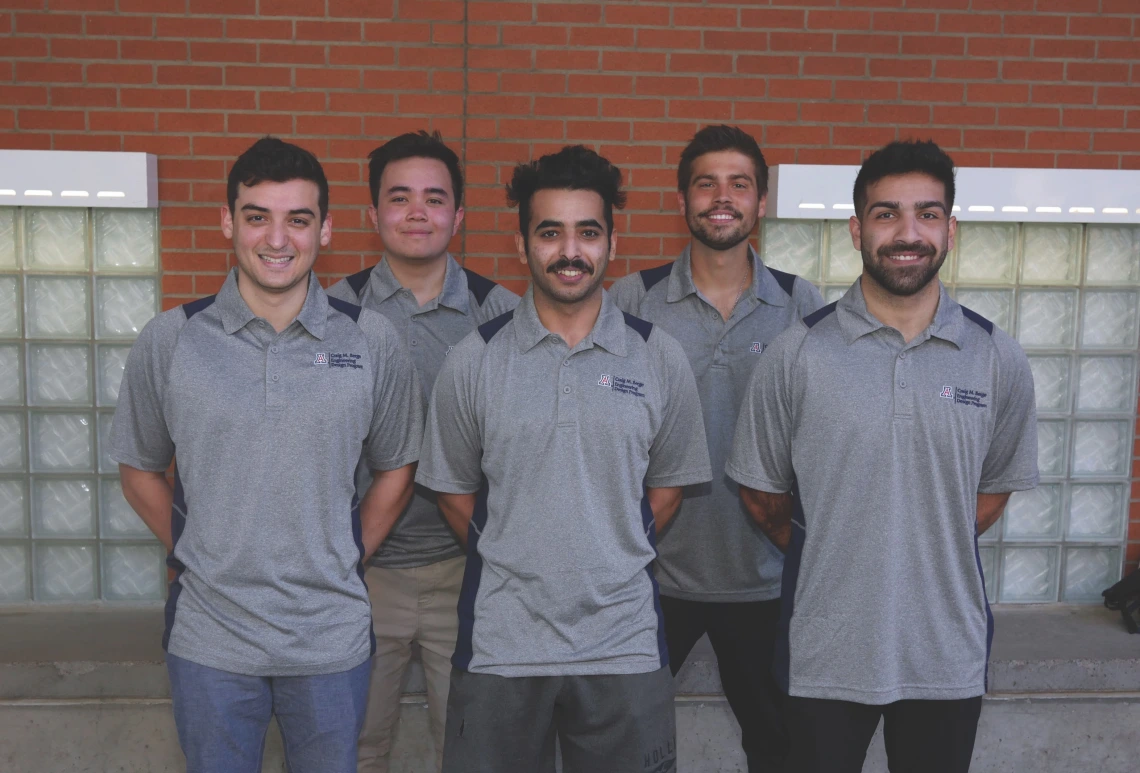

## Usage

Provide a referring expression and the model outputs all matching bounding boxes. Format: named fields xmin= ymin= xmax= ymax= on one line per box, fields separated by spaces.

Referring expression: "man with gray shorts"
xmin=416 ymin=145 xmax=712 ymax=773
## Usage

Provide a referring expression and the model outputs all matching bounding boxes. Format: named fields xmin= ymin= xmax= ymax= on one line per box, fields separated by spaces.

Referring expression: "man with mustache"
xmin=326 ymin=131 xmax=518 ymax=773
xmin=416 ymin=145 xmax=712 ymax=772
xmin=727 ymin=140 xmax=1039 ymax=773
xmin=611 ymin=125 xmax=823 ymax=772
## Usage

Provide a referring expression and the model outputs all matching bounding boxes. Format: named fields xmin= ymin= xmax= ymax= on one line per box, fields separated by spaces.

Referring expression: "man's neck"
xmin=860 ymin=274 xmax=941 ymax=344
xmin=236 ymin=272 xmax=310 ymax=334
xmin=688 ymin=239 xmax=753 ymax=293
xmin=385 ymin=252 xmax=449 ymax=307
xmin=532 ymin=288 xmax=604 ymax=350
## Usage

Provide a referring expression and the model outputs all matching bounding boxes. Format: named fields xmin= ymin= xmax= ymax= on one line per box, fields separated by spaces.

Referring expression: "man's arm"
xmin=976 ymin=492 xmax=1011 ymax=536
xmin=359 ymin=462 xmax=417 ymax=558
xmin=647 ymin=486 xmax=682 ymax=533
xmin=437 ymin=492 xmax=476 ymax=549
xmin=118 ymin=464 xmax=175 ymax=552
xmin=739 ymin=486 xmax=794 ymax=552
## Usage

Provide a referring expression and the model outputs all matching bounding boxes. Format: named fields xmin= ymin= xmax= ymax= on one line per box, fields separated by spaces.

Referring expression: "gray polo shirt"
xmin=415 ymin=289 xmax=712 ymax=678
xmin=727 ymin=279 xmax=1038 ymax=704
xmin=328 ymin=256 xmax=519 ymax=568
xmin=611 ymin=246 xmax=823 ymax=602
xmin=110 ymin=269 xmax=422 ymax=677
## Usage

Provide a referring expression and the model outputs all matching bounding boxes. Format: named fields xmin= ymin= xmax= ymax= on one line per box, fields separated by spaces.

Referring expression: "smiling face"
xmin=517 ymin=188 xmax=615 ymax=307
xmin=679 ymin=150 xmax=766 ymax=252
xmin=850 ymin=172 xmax=956 ymax=298
xmin=370 ymin=156 xmax=464 ymax=264
xmin=221 ymin=178 xmax=330 ymax=299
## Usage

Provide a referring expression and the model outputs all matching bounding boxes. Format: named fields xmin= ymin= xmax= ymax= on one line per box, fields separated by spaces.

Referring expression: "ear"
xmin=221 ymin=206 xmax=234 ymax=240
xmin=320 ymin=214 xmax=332 ymax=248
xmin=367 ymin=206 xmax=380 ymax=232
xmin=452 ymin=206 xmax=465 ymax=237
xmin=609 ymin=230 xmax=618 ymax=262
xmin=515 ymin=232 xmax=527 ymax=266
xmin=848 ymin=215 xmax=862 ymax=251
xmin=947 ymin=215 xmax=957 ymax=254
xmin=676 ymin=190 xmax=687 ymax=219
xmin=756 ymin=192 xmax=768 ymax=220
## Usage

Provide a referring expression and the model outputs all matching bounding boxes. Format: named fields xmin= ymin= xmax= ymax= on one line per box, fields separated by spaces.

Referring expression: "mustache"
xmin=877 ymin=241 xmax=936 ymax=259
xmin=698 ymin=206 xmax=743 ymax=220
xmin=547 ymin=257 xmax=594 ymax=275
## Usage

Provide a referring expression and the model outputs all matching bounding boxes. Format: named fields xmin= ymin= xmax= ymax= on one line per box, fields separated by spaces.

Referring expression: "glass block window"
xmin=0 ymin=206 xmax=164 ymax=603
xmin=762 ymin=220 xmax=1139 ymax=604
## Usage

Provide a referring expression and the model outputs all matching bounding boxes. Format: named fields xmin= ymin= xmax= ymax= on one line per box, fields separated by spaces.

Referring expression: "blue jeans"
xmin=166 ymin=653 xmax=370 ymax=773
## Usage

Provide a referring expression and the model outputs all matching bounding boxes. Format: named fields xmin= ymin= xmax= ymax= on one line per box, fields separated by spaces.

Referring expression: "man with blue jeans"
xmin=111 ymin=138 xmax=423 ymax=772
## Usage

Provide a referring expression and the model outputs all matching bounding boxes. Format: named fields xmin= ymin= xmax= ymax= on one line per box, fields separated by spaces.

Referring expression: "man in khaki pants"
xmin=328 ymin=131 xmax=519 ymax=772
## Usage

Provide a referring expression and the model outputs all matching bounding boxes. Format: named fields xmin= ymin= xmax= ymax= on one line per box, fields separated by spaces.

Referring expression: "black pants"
xmin=661 ymin=595 xmax=786 ymax=773
xmin=784 ymin=695 xmax=983 ymax=773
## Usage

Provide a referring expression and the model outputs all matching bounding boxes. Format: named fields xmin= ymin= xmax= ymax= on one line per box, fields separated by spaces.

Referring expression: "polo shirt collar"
xmin=369 ymin=254 xmax=471 ymax=315
xmin=836 ymin=278 xmax=964 ymax=349
xmin=513 ymin=286 xmax=629 ymax=357
xmin=666 ymin=244 xmax=786 ymax=308
xmin=216 ymin=267 xmax=329 ymax=339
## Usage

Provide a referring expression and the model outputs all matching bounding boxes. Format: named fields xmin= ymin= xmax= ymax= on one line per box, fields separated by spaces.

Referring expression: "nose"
xmin=561 ymin=233 xmax=582 ymax=260
xmin=897 ymin=212 xmax=922 ymax=242
xmin=266 ymin=220 xmax=289 ymax=250
xmin=406 ymin=198 xmax=428 ymax=221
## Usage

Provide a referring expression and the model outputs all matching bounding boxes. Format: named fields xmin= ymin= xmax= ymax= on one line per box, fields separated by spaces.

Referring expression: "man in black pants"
xmin=612 ymin=125 xmax=822 ymax=771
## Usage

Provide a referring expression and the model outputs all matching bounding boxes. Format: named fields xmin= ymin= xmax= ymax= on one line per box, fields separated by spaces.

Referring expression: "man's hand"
xmin=976 ymin=492 xmax=1012 ymax=536
xmin=437 ymin=492 xmax=476 ymax=550
xmin=119 ymin=464 xmax=175 ymax=552
xmin=739 ymin=486 xmax=794 ymax=552
xmin=359 ymin=463 xmax=416 ymax=559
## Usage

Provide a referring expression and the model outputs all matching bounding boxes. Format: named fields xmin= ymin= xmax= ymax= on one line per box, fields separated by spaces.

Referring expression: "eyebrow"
xmin=532 ymin=218 xmax=605 ymax=232
xmin=239 ymin=204 xmax=317 ymax=218
xmin=692 ymin=173 xmax=754 ymax=184
xmin=867 ymin=200 xmax=947 ymax=214
xmin=385 ymin=185 xmax=450 ymax=198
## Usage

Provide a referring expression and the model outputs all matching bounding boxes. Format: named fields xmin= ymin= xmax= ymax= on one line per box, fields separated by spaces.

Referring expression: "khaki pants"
xmin=358 ymin=556 xmax=464 ymax=773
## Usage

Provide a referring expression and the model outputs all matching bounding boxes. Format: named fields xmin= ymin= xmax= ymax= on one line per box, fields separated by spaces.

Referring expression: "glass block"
xmin=1003 ymin=485 xmax=1062 ymax=540
xmin=0 ymin=480 xmax=27 ymax=537
xmin=1085 ymin=225 xmax=1140 ymax=285
xmin=1063 ymin=547 xmax=1121 ymax=602
xmin=28 ymin=344 xmax=91 ymax=406
xmin=0 ymin=344 xmax=21 ymax=405
xmin=0 ymin=544 xmax=29 ymax=601
xmin=1021 ymin=224 xmax=1080 ymax=284
xmin=0 ymin=275 xmax=20 ymax=338
xmin=978 ymin=545 xmax=997 ymax=600
xmin=825 ymin=221 xmax=862 ymax=282
xmin=1027 ymin=356 xmax=1071 ymax=414
xmin=761 ymin=220 xmax=822 ymax=281
xmin=96 ymin=345 xmax=131 ymax=407
xmin=999 ymin=546 xmax=1059 ymax=603
xmin=30 ymin=412 xmax=94 ymax=472
xmin=824 ymin=286 xmax=848 ymax=304
xmin=26 ymin=208 xmax=88 ymax=271
xmin=954 ymin=290 xmax=1014 ymax=334
xmin=1076 ymin=357 xmax=1135 ymax=414
xmin=1079 ymin=290 xmax=1139 ymax=349
xmin=98 ymin=411 xmax=116 ymax=473
xmin=33 ymin=542 xmax=97 ymax=601
xmin=0 ymin=208 xmax=16 ymax=269
xmin=25 ymin=276 xmax=90 ymax=339
xmin=1067 ymin=484 xmax=1127 ymax=540
xmin=1036 ymin=420 xmax=1067 ymax=478
xmin=102 ymin=544 xmax=164 ymax=600
xmin=32 ymin=478 xmax=95 ymax=538
xmin=95 ymin=277 xmax=156 ymax=339
xmin=0 ymin=412 xmax=25 ymax=472
xmin=955 ymin=223 xmax=1017 ymax=284
xmin=95 ymin=209 xmax=158 ymax=271
xmin=1016 ymin=290 xmax=1076 ymax=348
xmin=100 ymin=478 xmax=151 ymax=539
xmin=1071 ymin=420 xmax=1130 ymax=477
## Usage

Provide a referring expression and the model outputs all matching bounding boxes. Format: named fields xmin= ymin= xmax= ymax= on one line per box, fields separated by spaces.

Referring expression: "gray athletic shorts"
xmin=441 ymin=666 xmax=677 ymax=773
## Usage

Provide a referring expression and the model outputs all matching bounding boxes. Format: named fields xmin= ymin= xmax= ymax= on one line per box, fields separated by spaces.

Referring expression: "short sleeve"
xmin=479 ymin=284 xmax=522 ymax=324
xmin=644 ymin=331 xmax=712 ymax=488
xmin=325 ymin=277 xmax=359 ymax=305
xmin=415 ymin=333 xmax=485 ymax=494
xmin=726 ymin=324 xmax=802 ymax=493
xmin=361 ymin=311 xmax=423 ymax=472
xmin=978 ymin=333 xmax=1039 ymax=493
xmin=792 ymin=279 xmax=826 ymax=319
xmin=608 ymin=273 xmax=646 ymax=316
xmin=109 ymin=311 xmax=179 ymax=472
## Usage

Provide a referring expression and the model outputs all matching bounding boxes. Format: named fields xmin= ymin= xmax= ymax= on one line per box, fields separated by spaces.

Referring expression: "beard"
xmin=686 ymin=204 xmax=756 ymax=251
xmin=861 ymin=240 xmax=947 ymax=297
xmin=528 ymin=253 xmax=607 ymax=305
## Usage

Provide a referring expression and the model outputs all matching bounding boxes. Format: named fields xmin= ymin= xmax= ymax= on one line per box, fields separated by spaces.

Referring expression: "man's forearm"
xmin=437 ymin=492 xmax=476 ymax=549
xmin=647 ymin=486 xmax=683 ymax=534
xmin=976 ymin=492 xmax=1012 ymax=535
xmin=359 ymin=463 xmax=416 ymax=558
xmin=739 ymin=486 xmax=794 ymax=552
xmin=118 ymin=464 xmax=175 ymax=552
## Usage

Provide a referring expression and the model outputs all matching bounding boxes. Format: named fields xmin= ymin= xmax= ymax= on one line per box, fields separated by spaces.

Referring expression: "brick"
xmin=601 ymin=97 xmax=666 ymax=119
xmin=937 ymin=12 xmax=1001 ymax=34
xmin=1068 ymin=15 xmax=1132 ymax=37
xmin=327 ymin=0 xmax=394 ymax=18
xmin=991 ymin=152 xmax=1056 ymax=168
xmin=767 ymin=124 xmax=830 ymax=146
xmin=364 ymin=21 xmax=429 ymax=42
xmin=296 ymin=20 xmax=362 ymax=41
xmin=17 ymin=62 xmax=84 ymax=84
xmin=536 ymin=3 xmax=601 ymax=23
xmin=163 ymin=159 xmax=225 ymax=180
xmin=632 ymin=121 xmax=701 ymax=143
xmin=261 ymin=0 xmax=327 ymax=16
xmin=87 ymin=63 xmax=153 ymax=84
xmin=157 ymin=65 xmax=223 ymax=86
xmin=872 ymin=11 xmax=936 ymax=32
xmin=937 ymin=59 xmax=1000 ymax=80
xmin=89 ymin=110 xmax=161 ymax=133
xmin=465 ymin=24 xmax=499 ymax=45
xmin=1093 ymin=133 xmax=1140 ymax=152
xmin=669 ymin=99 xmax=732 ymax=120
xmin=807 ymin=10 xmax=872 ymax=30
xmin=226 ymin=19 xmax=293 ymax=40
xmin=869 ymin=58 xmax=932 ymax=79
xmin=670 ymin=54 xmax=733 ymax=74
xmin=1002 ymin=60 xmax=1066 ymax=82
xmin=702 ymin=76 xmax=765 ymax=99
xmin=674 ymin=6 xmax=736 ymax=27
xmin=1067 ymin=62 xmax=1130 ymax=84
xmin=0 ymin=85 xmax=48 ymax=106
xmin=569 ymin=74 xmax=634 ymax=96
xmin=635 ymin=76 xmax=700 ymax=98
xmin=833 ymin=125 xmax=897 ymax=146
xmin=566 ymin=120 xmax=630 ymax=141
xmin=190 ymin=42 xmax=258 ymax=64
xmin=157 ymin=16 xmax=222 ymax=39
xmin=1033 ymin=38 xmax=1097 ymax=60
xmin=771 ymin=32 xmax=833 ymax=53
xmin=293 ymin=67 xmax=357 ymax=90
xmin=868 ymin=104 xmax=931 ymax=124
xmin=467 ymin=95 xmax=531 ymax=116
xmin=156 ymin=111 xmax=223 ymax=133
xmin=502 ymin=24 xmax=566 ymax=46
xmin=84 ymin=14 xmax=153 ymax=37
xmin=122 ymin=40 xmax=188 ymax=62
xmin=227 ymin=112 xmax=293 ymax=136
xmin=734 ymin=101 xmax=799 ymax=122
xmin=737 ymin=55 xmax=799 ymax=76
xmin=468 ymin=2 xmax=532 ymax=22
xmin=1028 ymin=131 xmax=1092 ymax=151
xmin=835 ymin=79 xmax=897 ymax=101
xmin=50 ymin=86 xmax=117 ymax=107
xmin=5 ymin=37 xmax=48 ymax=57
xmin=1097 ymin=39 xmax=1140 ymax=60
xmin=962 ymin=129 xmax=1027 ymax=150
xmin=225 ymin=65 xmax=292 ymax=87
xmin=1003 ymin=13 xmax=1067 ymax=36
xmin=967 ymin=37 xmax=1032 ymax=58
xmin=604 ymin=4 xmax=671 ymax=26
xmin=770 ymin=78 xmax=833 ymax=100
xmin=191 ymin=0 xmax=255 ymax=12
xmin=835 ymin=33 xmax=900 ymax=54
xmin=535 ymin=96 xmax=598 ymax=117
xmin=740 ymin=8 xmax=806 ymax=29
xmin=902 ymin=35 xmax=964 ymax=56
xmin=328 ymin=45 xmax=395 ymax=67
xmin=398 ymin=93 xmax=464 ymax=115
xmin=569 ymin=26 xmax=633 ymax=47
xmin=260 ymin=43 xmax=326 ymax=66
xmin=1031 ymin=84 xmax=1097 ymax=105
xmin=400 ymin=46 xmax=465 ymax=68
xmin=19 ymin=108 xmax=85 ymax=131
xmin=500 ymin=118 xmax=563 ymax=139
xmin=1100 ymin=87 xmax=1140 ymax=107
xmin=998 ymin=107 xmax=1061 ymax=127
xmin=49 ymin=38 xmax=118 ymax=59
xmin=603 ymin=52 xmax=668 ymax=73
xmin=933 ymin=106 xmax=995 ymax=126
xmin=16 ymin=11 xmax=81 ymax=35
xmin=803 ymin=56 xmax=867 ymax=77
xmin=501 ymin=73 xmax=566 ymax=94
xmin=328 ymin=92 xmax=391 ymax=114
xmin=190 ymin=88 xmax=256 ymax=110
xmin=469 ymin=48 xmax=531 ymax=70
xmin=296 ymin=114 xmax=360 ymax=136
xmin=638 ymin=29 xmax=702 ymax=50
xmin=1062 ymin=108 xmax=1126 ymax=129
xmin=902 ymin=81 xmax=963 ymax=103
xmin=801 ymin=102 xmax=863 ymax=123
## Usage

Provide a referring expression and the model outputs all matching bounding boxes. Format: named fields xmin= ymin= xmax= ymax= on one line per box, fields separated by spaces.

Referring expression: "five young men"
xmin=112 ymin=129 xmax=1037 ymax=773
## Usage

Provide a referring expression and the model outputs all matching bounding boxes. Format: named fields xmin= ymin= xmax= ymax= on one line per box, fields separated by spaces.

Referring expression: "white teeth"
xmin=260 ymin=255 xmax=292 ymax=265
xmin=558 ymin=269 xmax=582 ymax=277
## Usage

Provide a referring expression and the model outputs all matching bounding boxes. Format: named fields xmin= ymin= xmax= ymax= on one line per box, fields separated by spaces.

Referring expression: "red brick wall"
xmin=2 ymin=0 xmax=1139 ymax=568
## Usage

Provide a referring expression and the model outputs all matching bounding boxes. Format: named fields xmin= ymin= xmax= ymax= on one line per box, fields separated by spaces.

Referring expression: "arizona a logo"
xmin=314 ymin=352 xmax=329 ymax=365
xmin=598 ymin=374 xmax=612 ymax=387
xmin=750 ymin=342 xmax=763 ymax=354
xmin=940 ymin=385 xmax=954 ymax=399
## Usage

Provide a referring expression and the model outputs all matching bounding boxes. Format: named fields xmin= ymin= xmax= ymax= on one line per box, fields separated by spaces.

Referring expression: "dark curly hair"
xmin=368 ymin=130 xmax=463 ymax=209
xmin=677 ymin=124 xmax=768 ymax=196
xmin=227 ymin=136 xmax=328 ymax=221
xmin=853 ymin=140 xmax=956 ymax=218
xmin=506 ymin=145 xmax=626 ymax=244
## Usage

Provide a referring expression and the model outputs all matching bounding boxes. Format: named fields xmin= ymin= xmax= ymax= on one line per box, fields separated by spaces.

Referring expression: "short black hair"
xmin=506 ymin=145 xmax=626 ymax=240
xmin=677 ymin=124 xmax=769 ymax=196
xmin=853 ymin=140 xmax=956 ymax=217
xmin=227 ymin=136 xmax=329 ymax=221
xmin=368 ymin=130 xmax=463 ymax=209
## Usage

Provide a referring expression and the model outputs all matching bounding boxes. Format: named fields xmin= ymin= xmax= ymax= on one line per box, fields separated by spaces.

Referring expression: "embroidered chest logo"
xmin=446 ymin=345 xmax=454 ymax=355
xmin=750 ymin=342 xmax=764 ymax=354
xmin=313 ymin=352 xmax=328 ymax=365
xmin=329 ymin=352 xmax=364 ymax=370
xmin=598 ymin=373 xmax=646 ymax=397
xmin=941 ymin=385 xmax=988 ymax=408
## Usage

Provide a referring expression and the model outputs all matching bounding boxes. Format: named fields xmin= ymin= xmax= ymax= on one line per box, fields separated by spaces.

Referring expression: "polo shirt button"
xmin=899 ymin=380 xmax=906 ymax=388
xmin=272 ymin=374 xmax=279 ymax=382
xmin=563 ymin=386 xmax=571 ymax=394
xmin=271 ymin=346 xmax=279 ymax=354
xmin=562 ymin=360 xmax=569 ymax=367
xmin=411 ymin=339 xmax=418 ymax=346
xmin=898 ymin=352 xmax=905 ymax=359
